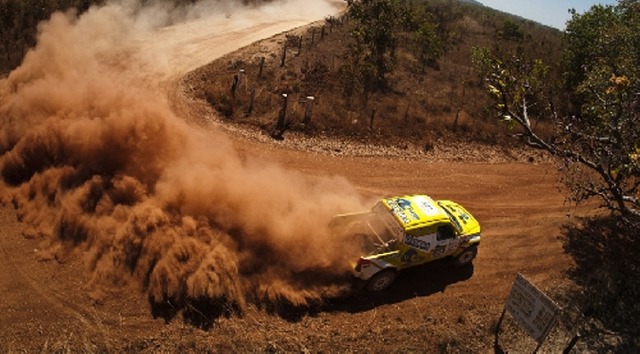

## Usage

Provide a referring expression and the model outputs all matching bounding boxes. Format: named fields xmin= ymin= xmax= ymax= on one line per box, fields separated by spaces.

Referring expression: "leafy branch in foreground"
xmin=472 ymin=0 xmax=640 ymax=218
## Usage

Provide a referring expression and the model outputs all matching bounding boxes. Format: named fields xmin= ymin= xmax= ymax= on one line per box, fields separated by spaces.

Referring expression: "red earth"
xmin=0 ymin=1 xmax=589 ymax=352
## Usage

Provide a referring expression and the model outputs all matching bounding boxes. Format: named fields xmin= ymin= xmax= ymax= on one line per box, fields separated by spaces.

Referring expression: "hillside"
xmin=187 ymin=0 xmax=563 ymax=148
xmin=1 ymin=0 xmax=637 ymax=352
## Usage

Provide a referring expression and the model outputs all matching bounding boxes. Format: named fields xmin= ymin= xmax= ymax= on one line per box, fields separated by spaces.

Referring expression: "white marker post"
xmin=238 ymin=69 xmax=245 ymax=90
xmin=298 ymin=96 xmax=315 ymax=125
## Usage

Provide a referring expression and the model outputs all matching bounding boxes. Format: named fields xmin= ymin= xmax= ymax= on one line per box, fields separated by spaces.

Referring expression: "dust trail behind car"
xmin=0 ymin=0 xmax=365 ymax=313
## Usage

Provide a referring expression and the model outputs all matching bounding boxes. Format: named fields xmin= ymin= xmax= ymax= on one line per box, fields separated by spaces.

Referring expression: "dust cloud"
xmin=0 ymin=0 xmax=368 ymax=313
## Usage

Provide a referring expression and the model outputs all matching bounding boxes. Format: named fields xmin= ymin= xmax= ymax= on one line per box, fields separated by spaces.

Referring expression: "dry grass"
xmin=190 ymin=1 xmax=563 ymax=147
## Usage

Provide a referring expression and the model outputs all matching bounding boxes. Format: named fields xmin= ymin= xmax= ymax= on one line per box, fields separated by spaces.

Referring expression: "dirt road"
xmin=0 ymin=1 xmax=581 ymax=352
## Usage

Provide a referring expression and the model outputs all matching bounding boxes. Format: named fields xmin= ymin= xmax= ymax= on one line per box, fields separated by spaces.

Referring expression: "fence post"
xmin=276 ymin=93 xmax=288 ymax=132
xmin=231 ymin=74 xmax=238 ymax=98
xmin=280 ymin=44 xmax=288 ymax=67
xmin=258 ymin=56 xmax=265 ymax=79
xmin=246 ymin=85 xmax=256 ymax=117
xmin=562 ymin=333 xmax=582 ymax=354
xmin=238 ymin=69 xmax=245 ymax=90
xmin=369 ymin=106 xmax=377 ymax=129
xmin=303 ymin=96 xmax=315 ymax=126
xmin=494 ymin=308 xmax=506 ymax=353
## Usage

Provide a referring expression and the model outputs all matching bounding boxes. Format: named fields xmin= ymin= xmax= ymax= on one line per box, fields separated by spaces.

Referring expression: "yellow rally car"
xmin=331 ymin=195 xmax=481 ymax=291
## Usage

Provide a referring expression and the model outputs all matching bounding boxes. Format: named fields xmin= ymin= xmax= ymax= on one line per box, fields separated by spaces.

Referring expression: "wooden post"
xmin=280 ymin=44 xmax=287 ymax=67
xmin=246 ymin=85 xmax=256 ymax=117
xmin=231 ymin=74 xmax=238 ymax=98
xmin=258 ymin=56 xmax=265 ymax=79
xmin=276 ymin=93 xmax=288 ymax=132
xmin=303 ymin=96 xmax=315 ymax=126
xmin=453 ymin=109 xmax=461 ymax=132
xmin=562 ymin=334 xmax=582 ymax=354
xmin=369 ymin=106 xmax=377 ymax=130
xmin=238 ymin=69 xmax=245 ymax=90
xmin=494 ymin=308 xmax=506 ymax=353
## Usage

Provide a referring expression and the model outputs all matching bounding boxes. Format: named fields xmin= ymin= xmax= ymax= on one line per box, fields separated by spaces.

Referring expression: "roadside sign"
xmin=504 ymin=273 xmax=561 ymax=344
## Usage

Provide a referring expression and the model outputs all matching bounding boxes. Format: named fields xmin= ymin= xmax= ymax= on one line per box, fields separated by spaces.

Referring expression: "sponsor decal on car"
xmin=412 ymin=196 xmax=441 ymax=217
xmin=404 ymin=234 xmax=432 ymax=252
xmin=387 ymin=198 xmax=419 ymax=224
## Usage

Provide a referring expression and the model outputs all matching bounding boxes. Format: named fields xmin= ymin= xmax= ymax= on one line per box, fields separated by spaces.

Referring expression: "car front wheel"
xmin=453 ymin=245 xmax=478 ymax=266
xmin=366 ymin=270 xmax=396 ymax=292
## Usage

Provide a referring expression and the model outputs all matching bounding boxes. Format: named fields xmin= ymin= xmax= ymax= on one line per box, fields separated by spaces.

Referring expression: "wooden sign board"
xmin=504 ymin=273 xmax=561 ymax=344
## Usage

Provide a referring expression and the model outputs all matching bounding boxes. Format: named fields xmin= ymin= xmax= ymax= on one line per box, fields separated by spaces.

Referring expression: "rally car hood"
xmin=437 ymin=200 xmax=481 ymax=236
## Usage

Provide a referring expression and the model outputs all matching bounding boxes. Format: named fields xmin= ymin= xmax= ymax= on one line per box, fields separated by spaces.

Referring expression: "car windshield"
xmin=438 ymin=203 xmax=462 ymax=233
xmin=348 ymin=203 xmax=404 ymax=255
xmin=352 ymin=203 xmax=404 ymax=255
xmin=371 ymin=203 xmax=404 ymax=241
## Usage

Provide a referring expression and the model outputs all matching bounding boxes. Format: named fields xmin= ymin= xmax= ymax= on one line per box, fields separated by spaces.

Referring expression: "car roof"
xmin=380 ymin=195 xmax=450 ymax=231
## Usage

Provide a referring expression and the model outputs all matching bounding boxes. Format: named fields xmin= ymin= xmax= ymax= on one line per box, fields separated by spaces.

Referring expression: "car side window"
xmin=436 ymin=224 xmax=455 ymax=241
xmin=407 ymin=225 xmax=437 ymax=237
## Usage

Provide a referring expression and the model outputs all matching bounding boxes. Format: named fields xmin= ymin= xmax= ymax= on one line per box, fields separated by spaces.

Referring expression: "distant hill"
xmin=191 ymin=0 xmax=563 ymax=147
xmin=1 ymin=0 xmax=563 ymax=147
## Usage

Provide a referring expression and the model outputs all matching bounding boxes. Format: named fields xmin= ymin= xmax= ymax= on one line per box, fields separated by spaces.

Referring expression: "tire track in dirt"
xmin=0 ymin=207 xmax=109 ymax=349
xmin=0 ymin=0 xmax=585 ymax=351
xmin=129 ymin=0 xmax=346 ymax=90
xmin=0 ymin=0 xmax=351 ymax=350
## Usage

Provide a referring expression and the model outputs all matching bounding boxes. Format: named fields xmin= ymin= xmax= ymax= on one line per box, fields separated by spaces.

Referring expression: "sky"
xmin=479 ymin=0 xmax=619 ymax=30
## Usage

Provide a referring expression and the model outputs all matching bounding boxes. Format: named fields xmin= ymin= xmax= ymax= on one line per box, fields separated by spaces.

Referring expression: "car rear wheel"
xmin=453 ymin=246 xmax=478 ymax=266
xmin=366 ymin=270 xmax=396 ymax=292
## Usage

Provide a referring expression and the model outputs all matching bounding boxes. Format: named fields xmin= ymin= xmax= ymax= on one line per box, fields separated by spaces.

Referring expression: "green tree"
xmin=410 ymin=0 xmax=462 ymax=72
xmin=347 ymin=0 xmax=408 ymax=90
xmin=412 ymin=16 xmax=444 ymax=72
xmin=473 ymin=0 xmax=640 ymax=217
xmin=344 ymin=0 xmax=457 ymax=101
xmin=497 ymin=20 xmax=524 ymax=42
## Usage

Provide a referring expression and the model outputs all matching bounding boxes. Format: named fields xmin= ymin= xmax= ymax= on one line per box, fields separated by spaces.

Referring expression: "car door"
xmin=400 ymin=226 xmax=437 ymax=266
xmin=431 ymin=223 xmax=460 ymax=259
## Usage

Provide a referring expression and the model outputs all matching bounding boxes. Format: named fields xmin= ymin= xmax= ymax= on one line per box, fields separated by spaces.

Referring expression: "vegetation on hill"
xmin=2 ymin=0 xmax=638 ymax=351
xmin=2 ymin=0 xmax=563 ymax=148
xmin=0 ymin=0 xmax=101 ymax=71
xmin=474 ymin=0 xmax=639 ymax=219
xmin=193 ymin=0 xmax=639 ymax=350
xmin=193 ymin=0 xmax=563 ymax=146
xmin=475 ymin=0 xmax=640 ymax=349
